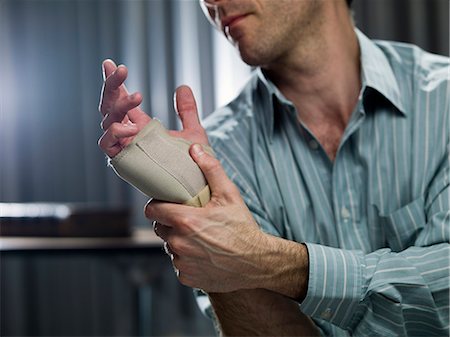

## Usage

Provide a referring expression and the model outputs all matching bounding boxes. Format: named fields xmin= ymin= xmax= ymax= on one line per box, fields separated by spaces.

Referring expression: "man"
xmin=98 ymin=0 xmax=449 ymax=335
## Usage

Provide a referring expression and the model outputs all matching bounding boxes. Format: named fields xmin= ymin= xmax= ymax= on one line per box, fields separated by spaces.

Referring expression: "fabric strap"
xmin=109 ymin=120 xmax=213 ymax=207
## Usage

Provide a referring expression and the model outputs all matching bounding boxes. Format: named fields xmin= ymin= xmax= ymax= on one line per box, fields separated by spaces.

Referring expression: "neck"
xmin=263 ymin=5 xmax=361 ymax=127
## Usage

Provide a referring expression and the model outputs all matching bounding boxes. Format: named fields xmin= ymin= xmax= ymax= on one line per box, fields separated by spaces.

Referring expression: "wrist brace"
xmin=108 ymin=120 xmax=213 ymax=207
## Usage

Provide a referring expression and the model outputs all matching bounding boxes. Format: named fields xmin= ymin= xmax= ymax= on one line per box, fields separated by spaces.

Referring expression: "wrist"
xmin=257 ymin=235 xmax=309 ymax=301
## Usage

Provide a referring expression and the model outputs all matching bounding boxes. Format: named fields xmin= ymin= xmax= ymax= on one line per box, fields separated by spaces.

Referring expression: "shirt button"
xmin=341 ymin=207 xmax=351 ymax=220
xmin=309 ymin=140 xmax=319 ymax=150
xmin=320 ymin=308 xmax=333 ymax=319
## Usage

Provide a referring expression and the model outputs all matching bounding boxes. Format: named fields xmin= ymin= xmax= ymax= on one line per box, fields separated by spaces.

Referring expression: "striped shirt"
xmin=201 ymin=30 xmax=450 ymax=336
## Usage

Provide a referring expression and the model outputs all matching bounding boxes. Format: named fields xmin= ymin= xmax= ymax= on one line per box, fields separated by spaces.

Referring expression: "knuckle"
xmin=168 ymin=238 xmax=183 ymax=254
xmin=179 ymin=102 xmax=196 ymax=113
xmin=111 ymin=98 xmax=123 ymax=112
xmin=193 ymin=129 xmax=207 ymax=140
xmin=100 ymin=104 xmax=108 ymax=117
xmin=97 ymin=134 xmax=107 ymax=149
xmin=205 ymin=158 xmax=221 ymax=173
xmin=100 ymin=118 xmax=107 ymax=131
xmin=178 ymin=215 xmax=195 ymax=231
xmin=109 ymin=122 xmax=121 ymax=134
xmin=152 ymin=222 xmax=160 ymax=236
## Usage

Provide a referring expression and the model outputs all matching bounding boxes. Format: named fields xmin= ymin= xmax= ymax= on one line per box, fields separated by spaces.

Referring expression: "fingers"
xmin=101 ymin=92 xmax=143 ymax=130
xmin=99 ymin=61 xmax=130 ymax=117
xmin=98 ymin=59 xmax=151 ymax=158
xmin=145 ymin=200 xmax=197 ymax=229
xmin=174 ymin=85 xmax=202 ymax=131
xmin=104 ymin=64 xmax=128 ymax=97
xmin=189 ymin=144 xmax=238 ymax=199
xmin=102 ymin=59 xmax=117 ymax=81
xmin=98 ymin=122 xmax=139 ymax=157
xmin=153 ymin=221 xmax=177 ymax=260
xmin=164 ymin=241 xmax=177 ymax=258
xmin=153 ymin=221 xmax=172 ymax=240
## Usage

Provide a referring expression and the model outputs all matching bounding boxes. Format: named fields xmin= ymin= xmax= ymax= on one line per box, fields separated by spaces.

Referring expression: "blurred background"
xmin=0 ymin=0 xmax=448 ymax=336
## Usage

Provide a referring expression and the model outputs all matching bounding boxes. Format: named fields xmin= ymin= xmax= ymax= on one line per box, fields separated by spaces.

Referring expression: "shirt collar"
xmin=256 ymin=29 xmax=407 ymax=141
xmin=356 ymin=29 xmax=406 ymax=115
xmin=256 ymin=67 xmax=293 ymax=108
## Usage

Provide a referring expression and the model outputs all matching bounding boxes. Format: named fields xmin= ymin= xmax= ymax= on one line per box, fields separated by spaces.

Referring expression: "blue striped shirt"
xmin=201 ymin=30 xmax=450 ymax=336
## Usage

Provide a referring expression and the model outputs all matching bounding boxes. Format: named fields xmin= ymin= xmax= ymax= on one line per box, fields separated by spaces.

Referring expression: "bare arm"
xmin=146 ymin=144 xmax=321 ymax=336
xmin=98 ymin=60 xmax=320 ymax=335
xmin=209 ymin=289 xmax=320 ymax=336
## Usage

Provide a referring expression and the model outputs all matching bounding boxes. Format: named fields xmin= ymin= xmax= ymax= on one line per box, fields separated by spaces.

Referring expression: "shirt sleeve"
xmin=214 ymin=145 xmax=282 ymax=237
xmin=300 ymin=145 xmax=450 ymax=336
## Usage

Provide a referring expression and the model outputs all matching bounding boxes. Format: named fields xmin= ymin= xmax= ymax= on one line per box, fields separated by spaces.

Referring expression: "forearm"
xmin=209 ymin=289 xmax=320 ymax=336
xmin=207 ymin=239 xmax=316 ymax=336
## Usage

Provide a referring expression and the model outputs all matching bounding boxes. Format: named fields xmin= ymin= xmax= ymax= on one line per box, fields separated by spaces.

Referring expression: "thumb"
xmin=174 ymin=85 xmax=202 ymax=131
xmin=190 ymin=144 xmax=237 ymax=198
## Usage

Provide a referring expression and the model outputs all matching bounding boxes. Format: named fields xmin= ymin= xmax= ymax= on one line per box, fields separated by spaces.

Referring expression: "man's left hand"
xmin=145 ymin=143 xmax=309 ymax=300
xmin=145 ymin=143 xmax=271 ymax=293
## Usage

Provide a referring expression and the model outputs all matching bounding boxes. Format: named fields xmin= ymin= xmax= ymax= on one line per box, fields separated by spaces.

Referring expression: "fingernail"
xmin=102 ymin=64 xmax=106 ymax=81
xmin=192 ymin=144 xmax=204 ymax=156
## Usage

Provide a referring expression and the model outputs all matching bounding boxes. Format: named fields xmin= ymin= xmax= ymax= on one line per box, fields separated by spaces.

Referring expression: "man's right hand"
xmin=98 ymin=59 xmax=209 ymax=158
xmin=98 ymin=59 xmax=151 ymax=158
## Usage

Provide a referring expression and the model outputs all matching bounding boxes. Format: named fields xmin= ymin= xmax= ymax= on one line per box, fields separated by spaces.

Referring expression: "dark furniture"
xmin=0 ymin=229 xmax=215 ymax=336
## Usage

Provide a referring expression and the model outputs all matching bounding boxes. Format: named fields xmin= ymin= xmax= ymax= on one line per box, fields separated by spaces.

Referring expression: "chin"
xmin=235 ymin=36 xmax=278 ymax=67
xmin=240 ymin=54 xmax=261 ymax=67
xmin=237 ymin=44 xmax=266 ymax=67
xmin=240 ymin=52 xmax=275 ymax=68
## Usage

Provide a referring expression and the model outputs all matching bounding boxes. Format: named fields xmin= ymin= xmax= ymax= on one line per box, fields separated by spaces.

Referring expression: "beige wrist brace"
xmin=108 ymin=120 xmax=212 ymax=207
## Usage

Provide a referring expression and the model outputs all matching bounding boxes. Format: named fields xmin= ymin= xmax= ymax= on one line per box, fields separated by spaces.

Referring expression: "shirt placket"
xmin=331 ymin=103 xmax=366 ymax=249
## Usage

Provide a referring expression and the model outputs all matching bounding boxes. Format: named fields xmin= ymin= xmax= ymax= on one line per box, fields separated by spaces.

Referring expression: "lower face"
xmin=204 ymin=0 xmax=324 ymax=67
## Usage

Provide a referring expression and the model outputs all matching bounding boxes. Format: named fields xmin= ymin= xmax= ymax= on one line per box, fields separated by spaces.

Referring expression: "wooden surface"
xmin=0 ymin=228 xmax=162 ymax=251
